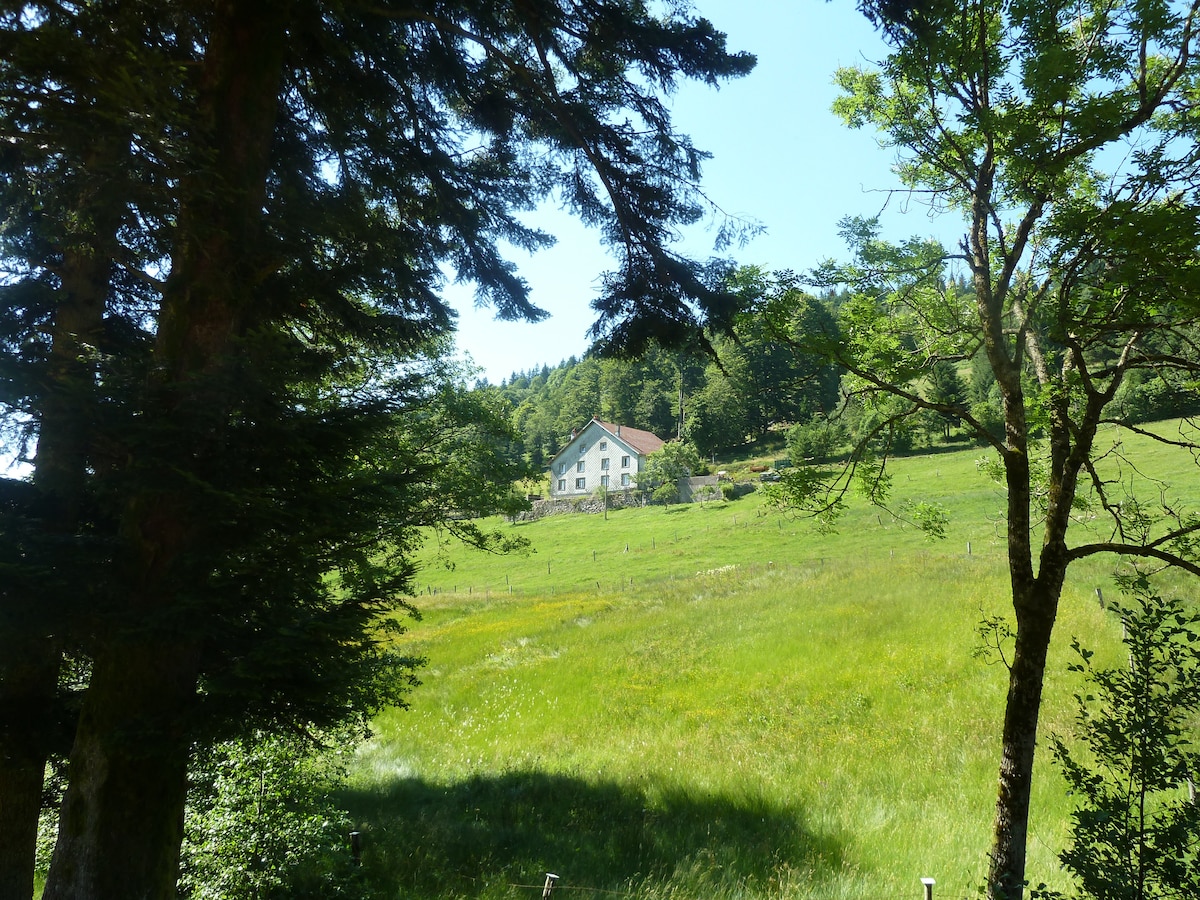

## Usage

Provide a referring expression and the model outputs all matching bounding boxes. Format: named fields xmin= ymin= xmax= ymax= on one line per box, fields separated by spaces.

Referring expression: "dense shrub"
xmin=786 ymin=419 xmax=847 ymax=463
xmin=180 ymin=730 xmax=371 ymax=900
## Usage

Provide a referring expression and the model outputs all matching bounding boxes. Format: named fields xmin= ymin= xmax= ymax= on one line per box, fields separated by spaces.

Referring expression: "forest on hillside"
xmin=489 ymin=276 xmax=1200 ymax=470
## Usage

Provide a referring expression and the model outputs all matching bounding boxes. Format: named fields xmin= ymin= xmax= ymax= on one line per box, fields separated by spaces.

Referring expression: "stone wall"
xmin=517 ymin=476 xmax=723 ymax=520
xmin=678 ymin=475 xmax=720 ymax=503
xmin=516 ymin=489 xmax=646 ymax=521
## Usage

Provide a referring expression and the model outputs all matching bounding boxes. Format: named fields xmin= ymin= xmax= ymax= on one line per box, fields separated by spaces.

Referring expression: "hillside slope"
xmin=347 ymin=433 xmax=1195 ymax=898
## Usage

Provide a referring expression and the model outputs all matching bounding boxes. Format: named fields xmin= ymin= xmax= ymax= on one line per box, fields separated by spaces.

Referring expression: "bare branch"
xmin=1068 ymin=541 xmax=1200 ymax=577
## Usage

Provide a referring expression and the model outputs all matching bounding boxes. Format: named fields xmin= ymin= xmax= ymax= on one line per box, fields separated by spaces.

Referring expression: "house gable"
xmin=547 ymin=418 xmax=664 ymax=497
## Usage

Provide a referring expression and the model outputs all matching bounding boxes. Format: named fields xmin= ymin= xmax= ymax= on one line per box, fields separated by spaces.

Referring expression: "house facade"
xmin=547 ymin=418 xmax=665 ymax=498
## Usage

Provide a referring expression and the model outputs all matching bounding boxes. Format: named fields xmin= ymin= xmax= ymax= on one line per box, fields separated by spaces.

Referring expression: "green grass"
xmin=417 ymin=449 xmax=1009 ymax=600
xmin=345 ymin=425 xmax=1199 ymax=899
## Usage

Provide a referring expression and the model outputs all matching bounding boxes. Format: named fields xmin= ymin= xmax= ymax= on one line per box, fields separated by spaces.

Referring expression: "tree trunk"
xmin=984 ymin=371 xmax=1046 ymax=900
xmin=0 ymin=152 xmax=119 ymax=897
xmin=984 ymin=318 xmax=1091 ymax=900
xmin=986 ymin=411 xmax=1076 ymax=899
xmin=40 ymin=5 xmax=288 ymax=897
xmin=986 ymin=584 xmax=1059 ymax=900
xmin=41 ymin=638 xmax=199 ymax=900
xmin=0 ymin=637 xmax=59 ymax=900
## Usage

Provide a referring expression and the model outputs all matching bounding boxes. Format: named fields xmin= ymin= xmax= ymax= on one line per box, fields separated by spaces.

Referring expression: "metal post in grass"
xmin=542 ymin=873 xmax=559 ymax=898
xmin=1096 ymin=586 xmax=1104 ymax=609
xmin=921 ymin=877 xmax=934 ymax=900
xmin=349 ymin=831 xmax=362 ymax=866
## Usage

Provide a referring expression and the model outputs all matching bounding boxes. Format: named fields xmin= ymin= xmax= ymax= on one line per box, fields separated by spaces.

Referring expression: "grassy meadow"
xmin=345 ymin=426 xmax=1200 ymax=899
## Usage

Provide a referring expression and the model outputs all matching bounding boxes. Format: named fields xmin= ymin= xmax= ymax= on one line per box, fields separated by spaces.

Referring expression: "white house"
xmin=547 ymin=418 xmax=665 ymax=498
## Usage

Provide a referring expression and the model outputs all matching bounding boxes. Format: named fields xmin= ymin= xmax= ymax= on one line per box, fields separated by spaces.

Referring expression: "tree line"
xmin=493 ymin=282 xmax=845 ymax=468
xmin=495 ymin=272 xmax=1200 ymax=474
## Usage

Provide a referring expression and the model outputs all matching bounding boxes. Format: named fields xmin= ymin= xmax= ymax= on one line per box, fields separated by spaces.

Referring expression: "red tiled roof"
xmin=592 ymin=418 xmax=665 ymax=455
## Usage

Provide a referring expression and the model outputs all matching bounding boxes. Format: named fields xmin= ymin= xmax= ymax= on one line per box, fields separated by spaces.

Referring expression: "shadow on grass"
xmin=341 ymin=770 xmax=847 ymax=899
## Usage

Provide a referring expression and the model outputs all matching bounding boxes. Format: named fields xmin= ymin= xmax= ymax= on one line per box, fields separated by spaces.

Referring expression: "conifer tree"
xmin=0 ymin=3 xmax=752 ymax=898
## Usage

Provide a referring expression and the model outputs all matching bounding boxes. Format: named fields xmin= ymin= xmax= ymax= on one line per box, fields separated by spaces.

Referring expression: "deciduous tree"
xmin=767 ymin=0 xmax=1200 ymax=895
xmin=637 ymin=440 xmax=703 ymax=503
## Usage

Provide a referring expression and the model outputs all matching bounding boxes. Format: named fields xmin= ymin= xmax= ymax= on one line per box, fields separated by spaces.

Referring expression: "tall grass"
xmin=349 ymin=567 xmax=1101 ymax=898
xmin=346 ymin=427 xmax=1196 ymax=899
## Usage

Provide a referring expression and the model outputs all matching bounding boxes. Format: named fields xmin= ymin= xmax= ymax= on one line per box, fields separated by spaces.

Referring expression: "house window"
xmin=579 ymin=443 xmax=587 ymax=454
xmin=600 ymin=457 xmax=609 ymax=470
xmin=575 ymin=477 xmax=586 ymax=490
xmin=621 ymin=473 xmax=631 ymax=486
xmin=558 ymin=479 xmax=566 ymax=492
xmin=621 ymin=455 xmax=630 ymax=468
xmin=600 ymin=475 xmax=609 ymax=487
xmin=576 ymin=461 xmax=585 ymax=473
xmin=599 ymin=441 xmax=607 ymax=451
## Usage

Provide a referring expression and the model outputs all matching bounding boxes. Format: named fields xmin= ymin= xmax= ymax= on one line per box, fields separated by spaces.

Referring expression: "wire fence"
xmin=508 ymin=872 xmax=941 ymax=899
xmin=417 ymin=538 xmax=997 ymax=601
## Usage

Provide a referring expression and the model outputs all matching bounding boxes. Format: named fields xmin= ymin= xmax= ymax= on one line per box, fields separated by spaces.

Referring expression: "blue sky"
xmin=449 ymin=0 xmax=967 ymax=383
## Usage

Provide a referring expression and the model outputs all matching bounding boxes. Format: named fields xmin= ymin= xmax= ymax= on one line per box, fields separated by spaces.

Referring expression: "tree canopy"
xmin=636 ymin=439 xmax=704 ymax=503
